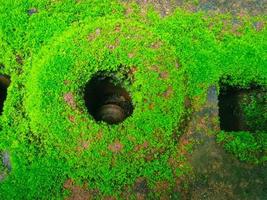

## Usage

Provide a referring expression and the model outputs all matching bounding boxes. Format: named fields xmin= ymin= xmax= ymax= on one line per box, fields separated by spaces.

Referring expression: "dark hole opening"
xmin=219 ymin=84 xmax=266 ymax=132
xmin=84 ymin=75 xmax=133 ymax=125
xmin=0 ymin=75 xmax=10 ymax=115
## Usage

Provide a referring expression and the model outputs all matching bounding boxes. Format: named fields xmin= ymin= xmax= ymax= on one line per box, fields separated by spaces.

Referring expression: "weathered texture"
xmin=179 ymin=86 xmax=267 ymax=200
xmin=123 ymin=0 xmax=267 ymax=16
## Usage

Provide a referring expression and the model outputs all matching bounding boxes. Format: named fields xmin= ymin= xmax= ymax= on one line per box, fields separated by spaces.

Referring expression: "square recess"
xmin=218 ymin=84 xmax=266 ymax=132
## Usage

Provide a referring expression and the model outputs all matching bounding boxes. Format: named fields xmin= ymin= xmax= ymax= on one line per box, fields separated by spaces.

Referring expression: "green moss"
xmin=217 ymin=87 xmax=266 ymax=164
xmin=239 ymin=89 xmax=267 ymax=131
xmin=0 ymin=0 xmax=266 ymax=199
xmin=217 ymin=131 xmax=267 ymax=164
xmin=22 ymin=17 xmax=185 ymax=197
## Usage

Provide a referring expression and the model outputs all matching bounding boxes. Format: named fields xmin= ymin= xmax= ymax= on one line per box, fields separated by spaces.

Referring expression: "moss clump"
xmin=239 ymin=89 xmax=267 ymax=132
xmin=3 ymin=17 xmax=185 ymax=198
xmin=217 ymin=131 xmax=267 ymax=164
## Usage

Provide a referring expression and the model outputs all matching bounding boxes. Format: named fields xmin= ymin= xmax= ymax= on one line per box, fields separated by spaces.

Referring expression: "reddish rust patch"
xmin=129 ymin=66 xmax=138 ymax=82
xmin=81 ymin=140 xmax=90 ymax=149
xmin=107 ymin=38 xmax=120 ymax=51
xmin=68 ymin=115 xmax=75 ymax=123
xmin=64 ymin=92 xmax=77 ymax=109
xmin=124 ymin=5 xmax=133 ymax=16
xmin=87 ymin=28 xmax=101 ymax=41
xmin=120 ymin=185 xmax=131 ymax=199
xmin=64 ymin=179 xmax=74 ymax=189
xmin=163 ymin=86 xmax=173 ymax=98
xmin=114 ymin=24 xmax=121 ymax=32
xmin=185 ymin=3 xmax=197 ymax=13
xmin=178 ymin=136 xmax=191 ymax=155
xmin=199 ymin=117 xmax=208 ymax=129
xmin=155 ymin=180 xmax=169 ymax=192
xmin=108 ymin=140 xmax=124 ymax=153
xmin=136 ymin=193 xmax=146 ymax=200
xmin=145 ymin=154 xmax=154 ymax=162
xmin=237 ymin=9 xmax=248 ymax=18
xmin=143 ymin=141 xmax=149 ymax=148
xmin=76 ymin=139 xmax=90 ymax=154
xmin=184 ymin=96 xmax=191 ymax=108
xmin=128 ymin=52 xmax=135 ymax=58
xmin=134 ymin=141 xmax=149 ymax=152
xmin=129 ymin=66 xmax=138 ymax=75
xmin=151 ymin=41 xmax=162 ymax=49
xmin=150 ymin=65 xmax=159 ymax=72
xmin=64 ymin=80 xmax=71 ymax=85
xmin=95 ymin=130 xmax=103 ymax=141
xmin=148 ymin=103 xmax=155 ymax=110
xmin=64 ymin=179 xmax=93 ymax=200
xmin=168 ymin=157 xmax=176 ymax=167
xmin=159 ymin=71 xmax=169 ymax=79
xmin=104 ymin=196 xmax=117 ymax=200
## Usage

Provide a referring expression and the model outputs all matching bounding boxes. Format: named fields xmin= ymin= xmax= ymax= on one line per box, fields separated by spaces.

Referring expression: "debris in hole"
xmin=219 ymin=85 xmax=266 ymax=132
xmin=0 ymin=75 xmax=11 ymax=115
xmin=97 ymin=104 xmax=125 ymax=124
xmin=84 ymin=76 xmax=133 ymax=124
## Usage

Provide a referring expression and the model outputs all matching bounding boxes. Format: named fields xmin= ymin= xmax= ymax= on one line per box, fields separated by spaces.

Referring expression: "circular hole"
xmin=84 ymin=75 xmax=133 ymax=124
xmin=0 ymin=75 xmax=11 ymax=115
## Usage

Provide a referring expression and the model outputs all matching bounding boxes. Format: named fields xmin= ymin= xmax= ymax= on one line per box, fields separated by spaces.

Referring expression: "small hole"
xmin=219 ymin=84 xmax=266 ymax=132
xmin=0 ymin=75 xmax=10 ymax=115
xmin=84 ymin=75 xmax=133 ymax=124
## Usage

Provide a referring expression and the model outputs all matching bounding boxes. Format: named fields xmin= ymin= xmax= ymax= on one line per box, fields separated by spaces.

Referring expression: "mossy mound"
xmin=20 ymin=17 xmax=185 ymax=198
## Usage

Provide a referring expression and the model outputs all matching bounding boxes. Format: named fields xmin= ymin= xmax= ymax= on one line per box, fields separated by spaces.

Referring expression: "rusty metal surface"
xmin=122 ymin=0 xmax=267 ymax=16
xmin=97 ymin=104 xmax=126 ymax=124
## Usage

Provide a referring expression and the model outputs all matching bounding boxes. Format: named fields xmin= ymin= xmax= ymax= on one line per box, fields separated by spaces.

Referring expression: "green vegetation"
xmin=217 ymin=86 xmax=266 ymax=164
xmin=0 ymin=0 xmax=266 ymax=199
xmin=239 ymin=89 xmax=267 ymax=132
xmin=217 ymin=131 xmax=267 ymax=163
